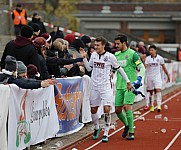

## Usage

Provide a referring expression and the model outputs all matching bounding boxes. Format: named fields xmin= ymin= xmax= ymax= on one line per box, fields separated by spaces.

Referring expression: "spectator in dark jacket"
xmin=0 ymin=25 xmax=40 ymax=72
xmin=0 ymin=55 xmax=55 ymax=89
xmin=43 ymin=37 xmax=83 ymax=77
xmin=50 ymin=25 xmax=64 ymax=42
xmin=28 ymin=13 xmax=46 ymax=35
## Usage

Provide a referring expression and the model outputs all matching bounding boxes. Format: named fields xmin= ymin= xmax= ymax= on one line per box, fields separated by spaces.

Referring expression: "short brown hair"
xmin=95 ymin=36 xmax=107 ymax=46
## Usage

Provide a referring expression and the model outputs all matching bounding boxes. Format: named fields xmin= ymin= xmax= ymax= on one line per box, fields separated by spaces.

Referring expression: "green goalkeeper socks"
xmin=126 ymin=110 xmax=134 ymax=133
xmin=117 ymin=111 xmax=128 ymax=126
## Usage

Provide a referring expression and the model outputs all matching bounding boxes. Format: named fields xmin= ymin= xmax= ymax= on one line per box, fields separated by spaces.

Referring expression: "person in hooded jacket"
xmin=0 ymin=25 xmax=40 ymax=72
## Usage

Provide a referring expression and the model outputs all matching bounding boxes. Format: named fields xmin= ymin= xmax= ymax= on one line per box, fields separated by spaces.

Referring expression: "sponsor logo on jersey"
xmin=149 ymin=63 xmax=158 ymax=67
xmin=125 ymin=55 xmax=129 ymax=59
xmin=94 ymin=62 xmax=105 ymax=69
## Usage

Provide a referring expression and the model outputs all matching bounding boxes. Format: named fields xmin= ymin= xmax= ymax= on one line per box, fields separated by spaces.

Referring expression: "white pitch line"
xmin=164 ymin=130 xmax=181 ymax=150
xmin=85 ymin=90 xmax=181 ymax=150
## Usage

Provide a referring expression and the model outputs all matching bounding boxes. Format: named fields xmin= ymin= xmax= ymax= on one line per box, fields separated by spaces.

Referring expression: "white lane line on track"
xmin=85 ymin=90 xmax=181 ymax=150
xmin=164 ymin=130 xmax=181 ymax=150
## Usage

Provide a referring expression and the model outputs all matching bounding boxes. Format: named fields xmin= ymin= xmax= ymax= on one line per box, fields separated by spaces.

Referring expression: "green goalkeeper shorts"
xmin=115 ymin=89 xmax=135 ymax=106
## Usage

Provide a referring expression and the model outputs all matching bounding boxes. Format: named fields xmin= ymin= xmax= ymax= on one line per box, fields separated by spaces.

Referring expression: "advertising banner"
xmin=55 ymin=77 xmax=84 ymax=136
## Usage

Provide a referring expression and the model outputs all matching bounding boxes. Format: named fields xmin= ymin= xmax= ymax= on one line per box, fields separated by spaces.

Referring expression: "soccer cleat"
xmin=150 ymin=106 xmax=154 ymax=112
xmin=92 ymin=129 xmax=100 ymax=140
xmin=126 ymin=133 xmax=134 ymax=140
xmin=144 ymin=105 xmax=149 ymax=111
xmin=122 ymin=126 xmax=129 ymax=138
xmin=157 ymin=106 xmax=161 ymax=112
xmin=102 ymin=136 xmax=108 ymax=142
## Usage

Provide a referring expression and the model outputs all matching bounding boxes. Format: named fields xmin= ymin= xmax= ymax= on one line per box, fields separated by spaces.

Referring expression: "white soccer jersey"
xmin=145 ymin=54 xmax=164 ymax=79
xmin=84 ymin=51 xmax=120 ymax=91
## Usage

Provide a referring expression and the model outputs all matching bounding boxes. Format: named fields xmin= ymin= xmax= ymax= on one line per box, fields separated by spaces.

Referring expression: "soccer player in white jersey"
xmin=145 ymin=45 xmax=170 ymax=112
xmin=79 ymin=36 xmax=132 ymax=142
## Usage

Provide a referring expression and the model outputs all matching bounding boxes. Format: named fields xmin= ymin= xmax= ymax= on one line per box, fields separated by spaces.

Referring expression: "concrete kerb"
xmin=30 ymin=84 xmax=181 ymax=150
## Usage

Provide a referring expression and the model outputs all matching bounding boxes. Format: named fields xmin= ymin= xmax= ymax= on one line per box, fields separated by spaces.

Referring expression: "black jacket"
xmin=46 ymin=55 xmax=83 ymax=77
xmin=0 ymin=73 xmax=41 ymax=89
xmin=0 ymin=36 xmax=40 ymax=72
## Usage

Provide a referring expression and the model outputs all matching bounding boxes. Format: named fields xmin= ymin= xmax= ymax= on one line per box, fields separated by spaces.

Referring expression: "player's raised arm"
xmin=79 ymin=47 xmax=93 ymax=71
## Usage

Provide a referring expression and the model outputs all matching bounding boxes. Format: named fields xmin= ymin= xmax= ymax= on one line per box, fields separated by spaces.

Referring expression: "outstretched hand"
xmin=79 ymin=47 xmax=87 ymax=58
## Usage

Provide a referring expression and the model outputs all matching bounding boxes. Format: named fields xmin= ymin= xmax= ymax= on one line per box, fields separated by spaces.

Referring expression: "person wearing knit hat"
xmin=81 ymin=35 xmax=92 ymax=51
xmin=17 ymin=61 xmax=27 ymax=78
xmin=0 ymin=56 xmax=55 ymax=88
xmin=5 ymin=55 xmax=17 ymax=72
xmin=33 ymin=37 xmax=50 ymax=79
xmin=27 ymin=64 xmax=40 ymax=79
xmin=30 ymin=23 xmax=40 ymax=40
xmin=20 ymin=25 xmax=34 ymax=39
xmin=40 ymin=33 xmax=52 ymax=49
xmin=64 ymin=34 xmax=76 ymax=45
xmin=68 ymin=39 xmax=85 ymax=58
xmin=33 ymin=37 xmax=46 ymax=49
xmin=81 ymin=35 xmax=91 ymax=45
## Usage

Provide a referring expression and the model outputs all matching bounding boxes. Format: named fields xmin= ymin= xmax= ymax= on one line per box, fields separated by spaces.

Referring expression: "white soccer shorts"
xmin=89 ymin=89 xmax=113 ymax=107
xmin=147 ymin=78 xmax=162 ymax=90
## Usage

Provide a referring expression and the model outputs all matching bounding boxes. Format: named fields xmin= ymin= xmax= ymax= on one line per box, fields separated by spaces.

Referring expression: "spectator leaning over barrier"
xmin=114 ymin=34 xmax=145 ymax=140
xmin=33 ymin=37 xmax=50 ymax=80
xmin=0 ymin=55 xmax=55 ymax=89
xmin=45 ymin=39 xmax=84 ymax=78
xmin=0 ymin=25 xmax=40 ymax=72
xmin=12 ymin=3 xmax=27 ymax=36
xmin=17 ymin=61 xmax=27 ymax=78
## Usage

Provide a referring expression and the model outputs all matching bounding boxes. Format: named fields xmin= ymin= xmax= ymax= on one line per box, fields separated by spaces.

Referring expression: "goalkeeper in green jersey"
xmin=114 ymin=34 xmax=145 ymax=140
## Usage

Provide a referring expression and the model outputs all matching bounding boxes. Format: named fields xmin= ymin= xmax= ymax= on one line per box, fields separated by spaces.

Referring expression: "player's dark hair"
xmin=149 ymin=45 xmax=157 ymax=50
xmin=95 ymin=36 xmax=107 ymax=45
xmin=114 ymin=34 xmax=127 ymax=43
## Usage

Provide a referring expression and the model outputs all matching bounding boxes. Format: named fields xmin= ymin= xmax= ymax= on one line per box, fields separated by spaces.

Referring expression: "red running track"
xmin=64 ymin=88 xmax=181 ymax=150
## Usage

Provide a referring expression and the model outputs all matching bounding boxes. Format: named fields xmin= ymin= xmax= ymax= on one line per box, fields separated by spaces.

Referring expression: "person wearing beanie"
xmin=17 ymin=61 xmax=27 ymax=78
xmin=81 ymin=35 xmax=91 ymax=45
xmin=0 ymin=25 xmax=40 ymax=73
xmin=12 ymin=3 xmax=27 ymax=36
xmin=0 ymin=55 xmax=55 ymax=89
xmin=68 ymin=39 xmax=85 ymax=58
xmin=33 ymin=37 xmax=50 ymax=80
xmin=30 ymin=23 xmax=41 ymax=40
xmin=20 ymin=25 xmax=34 ymax=38
xmin=64 ymin=34 xmax=76 ymax=45
xmin=40 ymin=33 xmax=52 ymax=49
xmin=5 ymin=55 xmax=17 ymax=72
xmin=27 ymin=64 xmax=40 ymax=79
xmin=81 ymin=35 xmax=91 ymax=51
